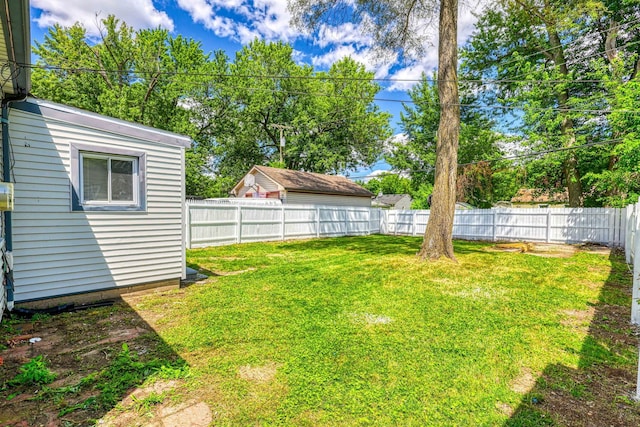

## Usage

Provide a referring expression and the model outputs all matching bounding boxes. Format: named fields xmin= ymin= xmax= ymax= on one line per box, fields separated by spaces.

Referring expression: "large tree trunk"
xmin=547 ymin=23 xmax=583 ymax=207
xmin=418 ymin=0 xmax=459 ymax=261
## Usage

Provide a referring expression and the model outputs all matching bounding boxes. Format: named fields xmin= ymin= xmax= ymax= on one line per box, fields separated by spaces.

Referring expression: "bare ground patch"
xmin=238 ymin=362 xmax=280 ymax=383
xmin=0 ymin=303 xmax=186 ymax=427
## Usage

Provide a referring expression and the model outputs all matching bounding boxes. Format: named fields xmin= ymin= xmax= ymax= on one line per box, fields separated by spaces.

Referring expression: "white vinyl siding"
xmin=8 ymin=107 xmax=185 ymax=302
xmin=285 ymin=192 xmax=372 ymax=207
xmin=255 ymin=171 xmax=280 ymax=192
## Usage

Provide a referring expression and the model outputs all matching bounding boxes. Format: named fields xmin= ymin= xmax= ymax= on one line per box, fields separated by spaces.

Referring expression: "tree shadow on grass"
xmin=504 ymin=250 xmax=640 ymax=426
xmin=0 ymin=297 xmax=191 ymax=426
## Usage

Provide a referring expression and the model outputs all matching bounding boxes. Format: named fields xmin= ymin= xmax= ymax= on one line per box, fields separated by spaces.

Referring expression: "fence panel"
xmin=187 ymin=204 xmax=628 ymax=249
xmin=188 ymin=205 xmax=239 ymax=248
xmin=382 ymin=208 xmax=625 ymax=246
xmin=284 ymin=206 xmax=317 ymax=239
xmin=239 ymin=206 xmax=283 ymax=243
xmin=186 ymin=203 xmax=381 ymax=247
xmin=454 ymin=210 xmax=495 ymax=241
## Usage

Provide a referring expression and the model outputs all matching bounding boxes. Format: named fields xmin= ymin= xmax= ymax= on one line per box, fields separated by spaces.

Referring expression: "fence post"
xmin=366 ymin=208 xmax=371 ymax=235
xmin=316 ymin=206 xmax=321 ymax=238
xmin=236 ymin=205 xmax=242 ymax=244
xmin=185 ymin=204 xmax=192 ymax=250
xmin=281 ymin=205 xmax=286 ymax=241
xmin=546 ymin=209 xmax=552 ymax=243
xmin=632 ymin=203 xmax=640 ymax=325
xmin=412 ymin=211 xmax=417 ymax=236
xmin=344 ymin=209 xmax=349 ymax=236
xmin=492 ymin=210 xmax=498 ymax=242
xmin=607 ymin=208 xmax=614 ymax=247
xmin=626 ymin=205 xmax=634 ymax=263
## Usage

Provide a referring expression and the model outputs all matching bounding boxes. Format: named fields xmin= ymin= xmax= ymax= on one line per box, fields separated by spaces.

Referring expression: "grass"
xmin=127 ymin=235 xmax=638 ymax=425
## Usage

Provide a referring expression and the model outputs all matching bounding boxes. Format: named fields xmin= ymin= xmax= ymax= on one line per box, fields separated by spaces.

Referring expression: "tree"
xmin=361 ymin=174 xmax=413 ymax=196
xmin=210 ymin=40 xmax=392 ymax=187
xmin=387 ymin=73 xmax=508 ymax=207
xmin=31 ymin=16 xmax=219 ymax=197
xmin=31 ymin=18 xmax=391 ymax=198
xmin=289 ymin=0 xmax=462 ymax=260
xmin=462 ymin=0 xmax=640 ymax=207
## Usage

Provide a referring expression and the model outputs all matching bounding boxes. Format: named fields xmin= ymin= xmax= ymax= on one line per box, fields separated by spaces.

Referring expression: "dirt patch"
xmin=559 ymin=307 xmax=595 ymax=331
xmin=488 ymin=242 xmax=580 ymax=258
xmin=510 ymin=367 xmax=537 ymax=394
xmin=578 ymin=243 xmax=612 ymax=256
xmin=238 ymin=362 xmax=279 ymax=383
xmin=0 ymin=303 xmax=185 ymax=427
xmin=496 ymin=401 xmax=515 ymax=417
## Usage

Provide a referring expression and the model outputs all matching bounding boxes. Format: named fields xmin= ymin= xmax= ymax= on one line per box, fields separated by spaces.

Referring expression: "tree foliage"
xmin=211 ymin=41 xmax=391 ymax=182
xmin=387 ymin=73 xmax=512 ymax=208
xmin=462 ymin=0 xmax=640 ymax=207
xmin=31 ymin=16 xmax=391 ymax=197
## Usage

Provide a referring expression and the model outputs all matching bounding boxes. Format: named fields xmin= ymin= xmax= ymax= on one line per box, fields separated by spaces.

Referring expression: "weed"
xmin=131 ymin=391 xmax=165 ymax=412
xmin=8 ymin=355 xmax=57 ymax=386
xmin=58 ymin=343 xmax=186 ymax=416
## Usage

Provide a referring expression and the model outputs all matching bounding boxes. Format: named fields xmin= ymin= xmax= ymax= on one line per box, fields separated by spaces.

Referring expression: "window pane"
xmin=111 ymin=159 xmax=134 ymax=201
xmin=83 ymin=157 xmax=108 ymax=201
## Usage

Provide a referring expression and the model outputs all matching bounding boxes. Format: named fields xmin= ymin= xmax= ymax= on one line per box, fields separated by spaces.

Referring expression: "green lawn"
xmin=137 ymin=235 xmax=637 ymax=425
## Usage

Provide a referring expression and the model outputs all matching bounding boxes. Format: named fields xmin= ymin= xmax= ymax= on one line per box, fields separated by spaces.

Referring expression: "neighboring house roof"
xmin=12 ymin=98 xmax=192 ymax=148
xmin=0 ymin=0 xmax=30 ymax=97
xmin=235 ymin=165 xmax=373 ymax=197
xmin=511 ymin=188 xmax=568 ymax=204
xmin=372 ymin=194 xmax=410 ymax=207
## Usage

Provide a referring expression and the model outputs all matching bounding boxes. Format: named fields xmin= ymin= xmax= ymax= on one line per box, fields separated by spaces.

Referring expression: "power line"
xmin=471 ymin=16 xmax=640 ymax=77
xmin=347 ymin=137 xmax=625 ymax=179
xmin=22 ymin=61 xmax=625 ymax=84
xmin=191 ymin=82 xmax=640 ymax=114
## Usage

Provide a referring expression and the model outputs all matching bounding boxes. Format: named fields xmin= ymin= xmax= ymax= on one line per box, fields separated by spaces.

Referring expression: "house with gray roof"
xmin=231 ymin=165 xmax=373 ymax=207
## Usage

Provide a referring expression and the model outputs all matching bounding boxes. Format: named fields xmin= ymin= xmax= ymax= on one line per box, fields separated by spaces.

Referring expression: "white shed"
xmin=6 ymin=98 xmax=191 ymax=306
xmin=231 ymin=165 xmax=373 ymax=207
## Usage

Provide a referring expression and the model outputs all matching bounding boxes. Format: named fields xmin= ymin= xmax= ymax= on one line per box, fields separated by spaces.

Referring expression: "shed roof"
xmin=511 ymin=188 xmax=568 ymax=204
xmin=12 ymin=98 xmax=192 ymax=148
xmin=244 ymin=165 xmax=373 ymax=197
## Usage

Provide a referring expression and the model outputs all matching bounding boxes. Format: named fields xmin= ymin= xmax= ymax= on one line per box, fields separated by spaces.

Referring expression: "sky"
xmin=29 ymin=0 xmax=488 ymax=179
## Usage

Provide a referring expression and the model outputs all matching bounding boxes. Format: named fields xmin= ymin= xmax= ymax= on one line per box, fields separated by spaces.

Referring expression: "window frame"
xmin=70 ymin=143 xmax=146 ymax=212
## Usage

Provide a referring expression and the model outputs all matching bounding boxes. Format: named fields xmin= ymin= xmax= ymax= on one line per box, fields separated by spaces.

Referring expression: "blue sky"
xmin=29 ymin=0 xmax=487 ymax=179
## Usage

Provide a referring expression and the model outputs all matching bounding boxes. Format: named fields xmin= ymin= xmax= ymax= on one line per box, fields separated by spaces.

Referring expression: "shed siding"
xmin=285 ymin=192 xmax=371 ymax=207
xmin=255 ymin=171 xmax=279 ymax=192
xmin=8 ymin=107 xmax=185 ymax=302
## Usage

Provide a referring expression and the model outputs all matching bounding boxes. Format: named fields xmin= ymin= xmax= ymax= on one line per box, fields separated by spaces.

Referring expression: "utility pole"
xmin=268 ymin=123 xmax=295 ymax=164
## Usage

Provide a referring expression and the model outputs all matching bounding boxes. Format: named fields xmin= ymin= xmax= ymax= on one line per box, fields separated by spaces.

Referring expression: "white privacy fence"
xmin=383 ymin=208 xmax=626 ymax=246
xmin=623 ymin=202 xmax=640 ymax=400
xmin=186 ymin=203 xmax=381 ymax=249
xmin=186 ymin=204 xmax=627 ymax=249
xmin=626 ymin=202 xmax=640 ymax=327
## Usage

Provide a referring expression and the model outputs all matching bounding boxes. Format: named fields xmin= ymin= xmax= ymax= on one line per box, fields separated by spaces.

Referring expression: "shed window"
xmin=81 ymin=154 xmax=136 ymax=204
xmin=70 ymin=144 xmax=146 ymax=212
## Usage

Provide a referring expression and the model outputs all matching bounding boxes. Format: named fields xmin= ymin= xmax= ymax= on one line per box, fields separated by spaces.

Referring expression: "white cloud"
xmin=176 ymin=0 xmax=301 ymax=44
xmin=311 ymin=44 xmax=395 ymax=79
xmin=316 ymin=23 xmax=372 ymax=49
xmin=32 ymin=0 xmax=174 ymax=35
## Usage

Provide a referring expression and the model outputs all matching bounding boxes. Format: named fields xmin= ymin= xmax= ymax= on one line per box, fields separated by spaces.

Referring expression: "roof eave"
xmin=12 ymin=98 xmax=192 ymax=148
xmin=0 ymin=0 xmax=30 ymax=97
